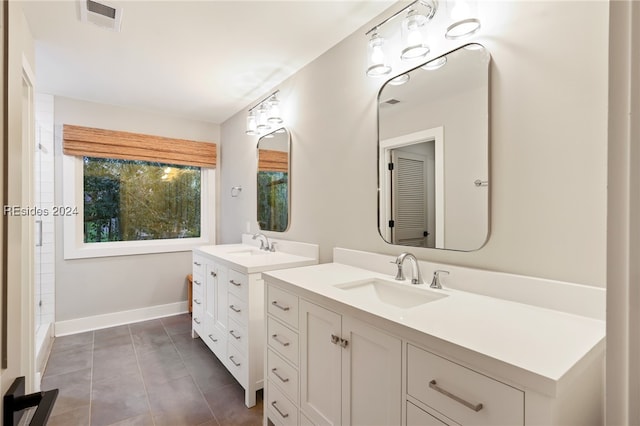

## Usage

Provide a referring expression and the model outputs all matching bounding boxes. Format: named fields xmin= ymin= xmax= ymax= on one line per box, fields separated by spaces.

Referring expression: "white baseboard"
xmin=54 ymin=301 xmax=189 ymax=336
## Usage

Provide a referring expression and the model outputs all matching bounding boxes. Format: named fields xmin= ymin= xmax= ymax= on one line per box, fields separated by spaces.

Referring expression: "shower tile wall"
xmin=35 ymin=92 xmax=55 ymax=371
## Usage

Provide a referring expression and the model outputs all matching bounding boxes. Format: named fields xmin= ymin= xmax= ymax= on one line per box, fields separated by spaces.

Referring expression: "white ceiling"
xmin=21 ymin=0 xmax=396 ymax=124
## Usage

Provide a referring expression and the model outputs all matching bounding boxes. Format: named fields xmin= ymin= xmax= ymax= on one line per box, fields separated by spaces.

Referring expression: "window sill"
xmin=63 ymin=237 xmax=213 ymax=260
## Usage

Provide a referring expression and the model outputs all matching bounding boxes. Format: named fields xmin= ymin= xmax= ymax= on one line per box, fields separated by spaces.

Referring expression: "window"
xmin=62 ymin=124 xmax=216 ymax=259
xmin=83 ymin=157 xmax=201 ymax=243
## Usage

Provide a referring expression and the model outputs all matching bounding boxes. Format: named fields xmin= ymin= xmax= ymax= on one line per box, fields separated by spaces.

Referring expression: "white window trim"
xmin=63 ymin=154 xmax=215 ymax=259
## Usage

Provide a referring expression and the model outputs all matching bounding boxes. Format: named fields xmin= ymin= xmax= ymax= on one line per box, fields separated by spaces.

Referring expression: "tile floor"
xmin=41 ymin=314 xmax=263 ymax=426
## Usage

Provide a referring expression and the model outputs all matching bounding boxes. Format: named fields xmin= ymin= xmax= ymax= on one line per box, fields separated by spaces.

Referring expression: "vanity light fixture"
xmin=245 ymin=90 xmax=284 ymax=137
xmin=445 ymin=0 xmax=481 ymax=40
xmin=400 ymin=8 xmax=430 ymax=60
xmin=365 ymin=0 xmax=481 ymax=77
xmin=245 ymin=110 xmax=258 ymax=135
xmin=366 ymin=32 xmax=392 ymax=77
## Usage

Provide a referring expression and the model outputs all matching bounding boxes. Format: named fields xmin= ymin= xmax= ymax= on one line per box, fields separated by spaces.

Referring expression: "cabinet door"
xmin=341 ymin=316 xmax=402 ymax=426
xmin=300 ymin=300 xmax=342 ymax=426
xmin=206 ymin=262 xmax=228 ymax=333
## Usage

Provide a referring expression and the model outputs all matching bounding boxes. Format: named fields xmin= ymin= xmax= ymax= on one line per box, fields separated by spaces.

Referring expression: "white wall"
xmin=53 ymin=97 xmax=220 ymax=322
xmin=219 ymin=1 xmax=608 ymax=287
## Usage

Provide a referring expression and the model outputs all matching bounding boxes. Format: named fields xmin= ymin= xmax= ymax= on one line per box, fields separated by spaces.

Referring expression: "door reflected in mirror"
xmin=257 ymin=127 xmax=290 ymax=232
xmin=378 ymin=44 xmax=490 ymax=251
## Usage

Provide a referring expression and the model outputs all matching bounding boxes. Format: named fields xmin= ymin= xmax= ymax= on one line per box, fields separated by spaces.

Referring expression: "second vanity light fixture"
xmin=365 ymin=0 xmax=481 ymax=78
xmin=246 ymin=90 xmax=283 ymax=136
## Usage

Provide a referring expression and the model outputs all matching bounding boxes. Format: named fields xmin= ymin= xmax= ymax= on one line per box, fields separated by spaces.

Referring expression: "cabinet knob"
xmin=210 ymin=271 xmax=217 ymax=277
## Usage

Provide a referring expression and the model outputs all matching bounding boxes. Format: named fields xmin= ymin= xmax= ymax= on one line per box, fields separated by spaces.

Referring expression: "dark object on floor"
xmin=3 ymin=376 xmax=58 ymax=426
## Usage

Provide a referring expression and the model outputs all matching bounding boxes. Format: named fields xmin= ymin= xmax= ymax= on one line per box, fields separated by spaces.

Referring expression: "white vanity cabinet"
xmin=263 ymin=261 xmax=605 ymax=426
xmin=192 ymin=252 xmax=264 ymax=408
xmin=192 ymin=239 xmax=319 ymax=409
xmin=265 ymin=285 xmax=402 ymax=426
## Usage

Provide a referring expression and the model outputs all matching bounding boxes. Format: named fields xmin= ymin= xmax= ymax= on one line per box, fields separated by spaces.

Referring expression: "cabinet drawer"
xmin=267 ymin=285 xmax=299 ymax=329
xmin=228 ymin=293 xmax=248 ymax=326
xmin=191 ymin=273 xmax=204 ymax=293
xmin=228 ymin=269 xmax=248 ymax=299
xmin=267 ymin=349 xmax=299 ymax=404
xmin=267 ymin=317 xmax=299 ymax=366
xmin=407 ymin=345 xmax=524 ymax=426
xmin=192 ymin=292 xmax=204 ymax=312
xmin=226 ymin=342 xmax=247 ymax=386
xmin=227 ymin=317 xmax=247 ymax=354
xmin=267 ymin=382 xmax=299 ymax=426
xmin=203 ymin=322 xmax=225 ymax=360
xmin=192 ymin=303 xmax=204 ymax=336
xmin=407 ymin=401 xmax=452 ymax=426
xmin=192 ymin=255 xmax=205 ymax=276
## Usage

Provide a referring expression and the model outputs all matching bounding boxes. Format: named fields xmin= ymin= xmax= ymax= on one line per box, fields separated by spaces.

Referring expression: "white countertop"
xmin=263 ymin=262 xmax=606 ymax=397
xmin=194 ymin=244 xmax=318 ymax=274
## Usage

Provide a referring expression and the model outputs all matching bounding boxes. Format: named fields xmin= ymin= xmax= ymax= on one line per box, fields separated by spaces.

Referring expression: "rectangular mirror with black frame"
xmin=257 ymin=127 xmax=290 ymax=232
xmin=378 ymin=43 xmax=490 ymax=251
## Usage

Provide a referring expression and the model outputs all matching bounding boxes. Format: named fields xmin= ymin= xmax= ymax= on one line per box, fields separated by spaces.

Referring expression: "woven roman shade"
xmin=63 ymin=124 xmax=217 ymax=168
xmin=258 ymin=149 xmax=288 ymax=172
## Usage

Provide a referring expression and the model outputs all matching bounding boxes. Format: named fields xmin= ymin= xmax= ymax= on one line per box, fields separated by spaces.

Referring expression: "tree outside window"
xmin=83 ymin=157 xmax=201 ymax=243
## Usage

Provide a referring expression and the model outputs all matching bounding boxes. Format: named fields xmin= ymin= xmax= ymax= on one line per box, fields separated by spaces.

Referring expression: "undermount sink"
xmin=227 ymin=248 xmax=271 ymax=256
xmin=334 ymin=278 xmax=447 ymax=309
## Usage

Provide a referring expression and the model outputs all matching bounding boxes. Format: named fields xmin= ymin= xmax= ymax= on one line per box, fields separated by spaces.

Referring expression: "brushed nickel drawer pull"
xmin=271 ymin=368 xmax=289 ymax=383
xmin=229 ymin=304 xmax=241 ymax=313
xmin=271 ymin=334 xmax=290 ymax=347
xmin=428 ymin=380 xmax=484 ymax=412
xmin=193 ymin=261 xmax=201 ymax=266
xmin=194 ymin=280 xmax=201 ymax=286
xmin=193 ymin=318 xmax=201 ymax=325
xmin=194 ymin=299 xmax=201 ymax=305
xmin=208 ymin=334 xmax=218 ymax=343
xmin=229 ymin=330 xmax=241 ymax=340
xmin=271 ymin=401 xmax=289 ymax=418
xmin=230 ymin=280 xmax=242 ymax=287
xmin=271 ymin=300 xmax=290 ymax=311
xmin=229 ymin=355 xmax=241 ymax=367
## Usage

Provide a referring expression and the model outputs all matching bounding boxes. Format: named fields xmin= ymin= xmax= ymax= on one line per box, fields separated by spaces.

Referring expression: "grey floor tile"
xmin=138 ymin=346 xmax=190 ymax=387
xmin=93 ymin=348 xmax=140 ymax=381
xmin=203 ymin=384 xmax=263 ymax=426
xmin=94 ymin=328 xmax=133 ymax=351
xmin=171 ymin=333 xmax=212 ymax=360
xmin=92 ymin=373 xmax=149 ymax=426
xmin=132 ymin=328 xmax=174 ymax=355
xmin=41 ymin=368 xmax=91 ymax=417
xmin=183 ymin=350 xmax=236 ymax=394
xmin=41 ymin=317 xmax=263 ymax=426
xmin=43 ymin=345 xmax=93 ymax=377
xmin=129 ymin=319 xmax=165 ymax=333
xmin=106 ymin=413 xmax=155 ymax=426
xmin=46 ymin=405 xmax=90 ymax=426
xmin=91 ymin=395 xmax=151 ymax=426
xmin=50 ymin=332 xmax=93 ymax=354
xmin=147 ymin=375 xmax=214 ymax=425
xmin=161 ymin=313 xmax=193 ymax=336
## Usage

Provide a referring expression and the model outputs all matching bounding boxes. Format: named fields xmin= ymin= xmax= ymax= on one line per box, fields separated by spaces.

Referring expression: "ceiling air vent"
xmin=79 ymin=0 xmax=122 ymax=32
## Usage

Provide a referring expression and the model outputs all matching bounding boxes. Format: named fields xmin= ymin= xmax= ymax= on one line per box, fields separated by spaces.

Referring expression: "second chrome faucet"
xmin=394 ymin=252 xmax=449 ymax=289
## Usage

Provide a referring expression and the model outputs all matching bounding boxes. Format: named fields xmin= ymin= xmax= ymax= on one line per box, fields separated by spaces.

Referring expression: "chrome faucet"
xmin=430 ymin=270 xmax=450 ymax=289
xmin=252 ymin=232 xmax=272 ymax=251
xmin=394 ymin=252 xmax=424 ymax=285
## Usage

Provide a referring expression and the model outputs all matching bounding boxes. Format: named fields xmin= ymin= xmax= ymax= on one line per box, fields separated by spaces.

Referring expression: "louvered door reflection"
xmin=391 ymin=151 xmax=430 ymax=247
